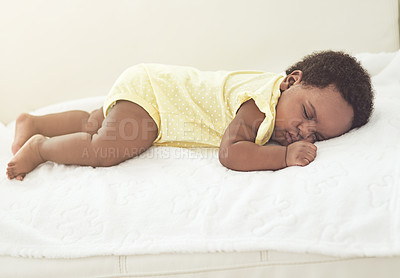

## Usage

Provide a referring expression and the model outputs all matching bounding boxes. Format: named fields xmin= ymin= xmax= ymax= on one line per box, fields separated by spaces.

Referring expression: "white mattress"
xmin=0 ymin=51 xmax=399 ymax=259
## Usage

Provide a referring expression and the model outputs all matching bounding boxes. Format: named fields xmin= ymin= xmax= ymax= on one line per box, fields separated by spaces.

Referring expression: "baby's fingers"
xmin=307 ymin=148 xmax=317 ymax=159
xmin=302 ymin=148 xmax=317 ymax=165
xmin=297 ymin=147 xmax=317 ymax=166
xmin=286 ymin=141 xmax=317 ymax=167
xmin=296 ymin=156 xmax=312 ymax=166
xmin=305 ymin=152 xmax=316 ymax=164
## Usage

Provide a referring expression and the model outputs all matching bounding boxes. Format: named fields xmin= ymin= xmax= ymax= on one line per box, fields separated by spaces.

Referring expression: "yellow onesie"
xmin=103 ymin=64 xmax=283 ymax=148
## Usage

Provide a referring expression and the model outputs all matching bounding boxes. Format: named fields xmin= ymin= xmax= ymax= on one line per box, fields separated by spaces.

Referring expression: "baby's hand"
xmin=286 ymin=141 xmax=317 ymax=167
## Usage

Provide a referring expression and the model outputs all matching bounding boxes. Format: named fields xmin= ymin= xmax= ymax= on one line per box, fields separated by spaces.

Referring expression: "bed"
xmin=0 ymin=0 xmax=400 ymax=277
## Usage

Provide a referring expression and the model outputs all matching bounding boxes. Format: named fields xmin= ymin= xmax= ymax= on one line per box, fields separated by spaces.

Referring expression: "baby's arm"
xmin=219 ymin=99 xmax=316 ymax=171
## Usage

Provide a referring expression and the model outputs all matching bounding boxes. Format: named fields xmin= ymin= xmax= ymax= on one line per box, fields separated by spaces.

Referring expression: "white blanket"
xmin=0 ymin=52 xmax=399 ymax=259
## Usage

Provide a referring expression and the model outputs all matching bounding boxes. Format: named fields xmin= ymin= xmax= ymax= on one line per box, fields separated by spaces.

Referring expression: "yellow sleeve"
xmin=231 ymin=75 xmax=283 ymax=146
xmin=234 ymin=93 xmax=279 ymax=146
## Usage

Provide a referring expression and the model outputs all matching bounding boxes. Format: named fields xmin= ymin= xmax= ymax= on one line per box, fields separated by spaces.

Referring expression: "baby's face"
xmin=272 ymin=83 xmax=354 ymax=146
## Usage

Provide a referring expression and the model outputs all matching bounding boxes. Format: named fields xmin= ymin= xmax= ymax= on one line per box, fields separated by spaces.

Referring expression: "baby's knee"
xmin=88 ymin=137 xmax=127 ymax=167
xmin=84 ymin=108 xmax=104 ymax=135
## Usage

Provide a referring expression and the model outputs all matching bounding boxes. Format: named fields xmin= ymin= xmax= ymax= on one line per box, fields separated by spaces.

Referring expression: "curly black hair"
xmin=285 ymin=50 xmax=373 ymax=129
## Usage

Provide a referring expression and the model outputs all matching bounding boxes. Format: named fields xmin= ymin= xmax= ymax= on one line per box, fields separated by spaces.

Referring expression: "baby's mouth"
xmin=285 ymin=131 xmax=293 ymax=144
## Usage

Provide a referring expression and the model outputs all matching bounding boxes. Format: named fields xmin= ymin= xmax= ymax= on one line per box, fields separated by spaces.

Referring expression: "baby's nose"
xmin=298 ymin=122 xmax=316 ymax=140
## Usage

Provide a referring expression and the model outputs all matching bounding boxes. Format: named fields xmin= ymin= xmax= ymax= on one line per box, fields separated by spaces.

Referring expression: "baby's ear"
xmin=281 ymin=70 xmax=303 ymax=92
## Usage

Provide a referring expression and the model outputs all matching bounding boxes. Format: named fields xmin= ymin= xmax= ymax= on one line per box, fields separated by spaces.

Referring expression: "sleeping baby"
xmin=6 ymin=50 xmax=373 ymax=180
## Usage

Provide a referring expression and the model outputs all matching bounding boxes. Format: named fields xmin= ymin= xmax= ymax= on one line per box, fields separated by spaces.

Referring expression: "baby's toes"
xmin=6 ymin=168 xmax=15 ymax=179
xmin=6 ymin=163 xmax=19 ymax=179
xmin=16 ymin=174 xmax=25 ymax=181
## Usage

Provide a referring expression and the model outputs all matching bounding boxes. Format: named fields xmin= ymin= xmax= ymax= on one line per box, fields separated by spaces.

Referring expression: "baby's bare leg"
xmin=7 ymin=101 xmax=158 ymax=180
xmin=12 ymin=109 xmax=104 ymax=155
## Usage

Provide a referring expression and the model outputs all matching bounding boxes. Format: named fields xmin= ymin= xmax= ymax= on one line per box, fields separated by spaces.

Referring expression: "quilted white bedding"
xmin=0 ymin=51 xmax=399 ymax=259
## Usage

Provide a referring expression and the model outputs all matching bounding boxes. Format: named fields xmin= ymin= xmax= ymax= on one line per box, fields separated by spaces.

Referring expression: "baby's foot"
xmin=12 ymin=113 xmax=39 ymax=155
xmin=7 ymin=134 xmax=46 ymax=181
